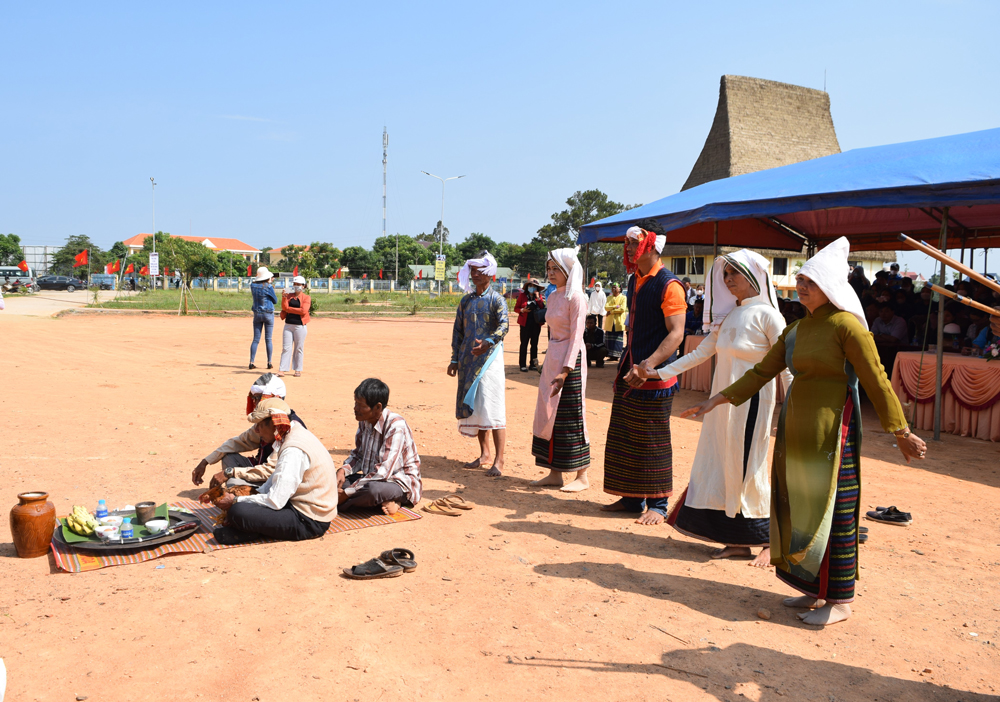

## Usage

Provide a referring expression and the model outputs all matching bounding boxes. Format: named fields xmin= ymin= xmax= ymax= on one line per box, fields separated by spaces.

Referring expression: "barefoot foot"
xmin=783 ymin=596 xmax=825 ymax=609
xmin=529 ymin=471 xmax=563 ymax=487
xmin=485 ymin=464 xmax=503 ymax=477
xmin=600 ymin=499 xmax=643 ymax=513
xmin=635 ymin=510 xmax=665 ymax=526
xmin=380 ymin=500 xmax=400 ymax=516
xmin=710 ymin=546 xmax=752 ymax=560
xmin=560 ymin=475 xmax=590 ymax=493
xmin=798 ymin=603 xmax=852 ymax=626
xmin=750 ymin=546 xmax=772 ymax=568
xmin=463 ymin=456 xmax=490 ymax=469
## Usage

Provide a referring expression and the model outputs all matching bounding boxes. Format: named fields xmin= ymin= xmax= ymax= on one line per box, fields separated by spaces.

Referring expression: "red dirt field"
xmin=2 ymin=313 xmax=999 ymax=702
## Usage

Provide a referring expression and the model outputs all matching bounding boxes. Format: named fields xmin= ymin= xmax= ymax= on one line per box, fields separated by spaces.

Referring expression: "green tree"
xmin=0 ymin=233 xmax=22 ymax=265
xmin=456 ymin=233 xmax=498 ymax=262
xmin=308 ymin=242 xmax=342 ymax=277
xmin=519 ymin=241 xmax=549 ymax=279
xmin=155 ymin=236 xmax=220 ymax=282
xmin=275 ymin=245 xmax=307 ymax=274
xmin=52 ymin=235 xmax=107 ymax=276
xmin=217 ymin=250 xmax=250 ymax=276
xmin=340 ymin=246 xmax=378 ymax=278
xmin=108 ymin=241 xmax=128 ymax=260
xmin=494 ymin=241 xmax=524 ymax=270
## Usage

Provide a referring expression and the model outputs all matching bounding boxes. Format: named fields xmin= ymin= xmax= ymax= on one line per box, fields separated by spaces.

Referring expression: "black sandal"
xmin=379 ymin=548 xmax=417 ymax=573
xmin=865 ymin=506 xmax=912 ymax=526
xmin=342 ymin=557 xmax=404 ymax=580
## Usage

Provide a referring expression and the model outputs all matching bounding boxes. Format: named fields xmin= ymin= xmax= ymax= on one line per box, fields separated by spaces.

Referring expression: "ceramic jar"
xmin=10 ymin=491 xmax=56 ymax=558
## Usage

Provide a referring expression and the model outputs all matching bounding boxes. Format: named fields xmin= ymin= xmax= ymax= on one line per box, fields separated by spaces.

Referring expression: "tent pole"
xmin=933 ymin=207 xmax=949 ymax=441
xmin=710 ymin=222 xmax=718 ymax=384
xmin=584 ymin=243 xmax=590 ymax=285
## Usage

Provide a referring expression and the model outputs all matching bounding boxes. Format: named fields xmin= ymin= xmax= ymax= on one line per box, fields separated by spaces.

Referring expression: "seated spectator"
xmin=966 ymin=309 xmax=988 ymax=343
xmin=849 ymin=266 xmax=870 ymax=298
xmin=192 ymin=373 xmax=306 ymax=489
xmin=337 ymin=378 xmax=422 ymax=516
xmin=212 ymin=398 xmax=337 ymax=544
xmin=872 ymin=303 xmax=908 ymax=345
xmin=583 ymin=315 xmax=607 ymax=368
xmin=864 ymin=302 xmax=880 ymax=328
xmin=943 ymin=322 xmax=964 ymax=351
xmin=973 ymin=324 xmax=995 ymax=350
xmin=887 ymin=263 xmax=903 ymax=288
xmin=685 ymin=300 xmax=704 ymax=334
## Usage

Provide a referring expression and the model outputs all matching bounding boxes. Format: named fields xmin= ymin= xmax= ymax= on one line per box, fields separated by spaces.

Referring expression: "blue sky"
xmin=2 ymin=1 xmax=997 ymax=277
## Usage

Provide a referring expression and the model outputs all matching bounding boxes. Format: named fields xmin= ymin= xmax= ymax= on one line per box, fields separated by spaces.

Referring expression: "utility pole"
xmin=384 ymin=127 xmax=392 ymax=281
xmin=150 ymin=178 xmax=156 ymax=289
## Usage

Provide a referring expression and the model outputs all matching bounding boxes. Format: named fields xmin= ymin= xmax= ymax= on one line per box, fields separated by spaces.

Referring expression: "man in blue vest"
xmin=600 ymin=219 xmax=687 ymax=525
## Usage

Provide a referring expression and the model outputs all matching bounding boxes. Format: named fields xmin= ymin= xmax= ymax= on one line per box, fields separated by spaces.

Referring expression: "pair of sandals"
xmin=421 ymin=495 xmax=474 ymax=517
xmin=865 ymin=505 xmax=913 ymax=526
xmin=343 ymin=548 xmax=417 ymax=580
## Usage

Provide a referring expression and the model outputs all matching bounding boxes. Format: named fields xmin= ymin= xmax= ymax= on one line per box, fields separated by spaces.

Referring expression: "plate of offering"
xmin=53 ymin=506 xmax=202 ymax=552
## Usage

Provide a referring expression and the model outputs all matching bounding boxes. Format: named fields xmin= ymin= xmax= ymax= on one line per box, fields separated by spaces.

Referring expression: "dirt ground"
xmin=2 ymin=312 xmax=999 ymax=702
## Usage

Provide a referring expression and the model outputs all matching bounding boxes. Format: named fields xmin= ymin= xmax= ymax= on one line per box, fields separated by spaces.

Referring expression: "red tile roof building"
xmin=122 ymin=234 xmax=261 ymax=261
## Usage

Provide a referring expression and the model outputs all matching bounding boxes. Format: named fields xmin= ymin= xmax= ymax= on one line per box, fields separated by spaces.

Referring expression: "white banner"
xmin=148 ymin=252 xmax=160 ymax=276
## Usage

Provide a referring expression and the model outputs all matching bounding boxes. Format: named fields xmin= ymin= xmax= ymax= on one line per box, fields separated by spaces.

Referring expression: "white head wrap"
xmin=458 ymin=251 xmax=498 ymax=293
xmin=798 ymin=236 xmax=868 ymax=330
xmin=703 ymin=249 xmax=779 ymax=331
xmin=593 ymin=281 xmax=602 ymax=291
xmin=250 ymin=373 xmax=287 ymax=399
xmin=547 ymin=246 xmax=584 ymax=299
xmin=625 ymin=226 xmax=667 ymax=254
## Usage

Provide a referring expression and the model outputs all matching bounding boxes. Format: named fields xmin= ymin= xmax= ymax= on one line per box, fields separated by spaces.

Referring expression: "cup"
xmin=134 ymin=502 xmax=157 ymax=525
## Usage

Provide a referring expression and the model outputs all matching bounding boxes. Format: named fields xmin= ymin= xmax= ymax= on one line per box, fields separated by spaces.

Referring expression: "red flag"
xmin=590 ymin=277 xmax=596 ymax=287
xmin=111 ymin=260 xmax=121 ymax=273
xmin=73 ymin=249 xmax=88 ymax=268
xmin=140 ymin=265 xmax=149 ymax=276
xmin=17 ymin=260 xmax=29 ymax=272
xmin=247 ymin=264 xmax=252 ymax=276
xmin=418 ymin=269 xmax=423 ymax=279
xmin=379 ymin=269 xmax=383 ymax=279
xmin=104 ymin=263 xmax=111 ymax=274
xmin=336 ymin=267 xmax=342 ymax=279
xmin=163 ymin=266 xmax=170 ymax=276
xmin=293 ymin=265 xmax=299 ymax=276
xmin=362 ymin=273 xmax=367 ymax=279
xmin=218 ymin=271 xmax=224 ymax=277
xmin=125 ymin=263 xmax=134 ymax=274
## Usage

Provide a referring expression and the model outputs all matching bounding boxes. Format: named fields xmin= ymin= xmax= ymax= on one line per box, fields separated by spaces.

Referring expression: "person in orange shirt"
xmin=278 ymin=275 xmax=311 ymax=377
xmin=600 ymin=219 xmax=687 ymax=525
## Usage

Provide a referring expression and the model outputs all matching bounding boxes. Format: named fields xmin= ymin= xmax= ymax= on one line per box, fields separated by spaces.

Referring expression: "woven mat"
xmin=50 ymin=498 xmax=421 ymax=573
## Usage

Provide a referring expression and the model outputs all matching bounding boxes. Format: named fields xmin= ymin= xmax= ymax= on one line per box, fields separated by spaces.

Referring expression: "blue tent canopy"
xmin=578 ymin=127 xmax=1000 ymax=252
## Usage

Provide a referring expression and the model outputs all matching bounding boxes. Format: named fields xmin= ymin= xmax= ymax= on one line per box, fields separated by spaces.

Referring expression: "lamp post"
xmin=150 ymin=177 xmax=156 ymax=289
xmin=421 ymin=171 xmax=465 ymax=296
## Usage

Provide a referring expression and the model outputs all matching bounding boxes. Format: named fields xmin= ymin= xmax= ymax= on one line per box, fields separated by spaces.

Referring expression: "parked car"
xmin=36 ymin=275 xmax=87 ymax=292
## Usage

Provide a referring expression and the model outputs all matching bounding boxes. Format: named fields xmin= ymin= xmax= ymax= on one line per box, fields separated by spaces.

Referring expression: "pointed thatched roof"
xmin=682 ymin=75 xmax=841 ymax=191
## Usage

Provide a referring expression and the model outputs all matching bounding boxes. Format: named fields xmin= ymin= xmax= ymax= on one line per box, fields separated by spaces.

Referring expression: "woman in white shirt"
xmin=587 ymin=281 xmax=607 ymax=328
xmin=635 ymin=249 xmax=790 ymax=567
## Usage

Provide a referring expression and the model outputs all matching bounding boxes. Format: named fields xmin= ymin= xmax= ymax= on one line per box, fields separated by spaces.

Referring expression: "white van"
xmin=0 ymin=265 xmax=34 ymax=286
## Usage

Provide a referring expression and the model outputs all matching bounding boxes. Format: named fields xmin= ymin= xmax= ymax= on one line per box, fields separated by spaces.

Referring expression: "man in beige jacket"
xmin=211 ymin=398 xmax=337 ymax=544
xmin=191 ymin=373 xmax=306 ymax=488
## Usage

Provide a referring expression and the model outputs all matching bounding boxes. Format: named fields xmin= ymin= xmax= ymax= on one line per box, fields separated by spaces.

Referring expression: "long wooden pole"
xmin=927 ymin=284 xmax=999 ymax=316
xmin=933 ymin=209 xmax=949 ymax=441
xmin=898 ymin=234 xmax=1000 ymax=295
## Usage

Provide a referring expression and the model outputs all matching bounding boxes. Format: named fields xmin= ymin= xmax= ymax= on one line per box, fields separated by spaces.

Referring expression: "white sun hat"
xmin=292 ymin=275 xmax=306 ymax=286
xmin=254 ymin=266 xmax=274 ymax=282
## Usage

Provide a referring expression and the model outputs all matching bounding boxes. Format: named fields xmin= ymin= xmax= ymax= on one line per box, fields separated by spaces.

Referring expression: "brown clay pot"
xmin=10 ymin=491 xmax=56 ymax=558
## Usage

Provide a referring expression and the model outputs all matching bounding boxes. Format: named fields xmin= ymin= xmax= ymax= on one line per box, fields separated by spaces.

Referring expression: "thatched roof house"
xmin=682 ymin=75 xmax=842 ymax=191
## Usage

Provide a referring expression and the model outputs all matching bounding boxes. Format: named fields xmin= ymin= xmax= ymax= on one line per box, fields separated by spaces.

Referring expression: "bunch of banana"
xmin=66 ymin=505 xmax=99 ymax=536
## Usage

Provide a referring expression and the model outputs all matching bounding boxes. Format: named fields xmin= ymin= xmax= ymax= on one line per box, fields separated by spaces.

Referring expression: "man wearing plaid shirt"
xmin=337 ymin=378 xmax=423 ymax=515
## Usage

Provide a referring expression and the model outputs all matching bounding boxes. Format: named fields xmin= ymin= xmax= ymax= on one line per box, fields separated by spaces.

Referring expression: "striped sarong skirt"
xmin=776 ymin=401 xmax=860 ymax=604
xmin=531 ymin=353 xmax=590 ymax=472
xmin=602 ymin=382 xmax=674 ymax=499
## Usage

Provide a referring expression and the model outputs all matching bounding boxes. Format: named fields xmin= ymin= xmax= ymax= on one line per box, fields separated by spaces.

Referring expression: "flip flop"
xmin=865 ymin=506 xmax=912 ymax=526
xmin=422 ymin=500 xmax=460 ymax=517
xmin=438 ymin=495 xmax=474 ymax=511
xmin=342 ymin=557 xmax=404 ymax=580
xmin=859 ymin=532 xmax=869 ymax=544
xmin=379 ymin=548 xmax=417 ymax=573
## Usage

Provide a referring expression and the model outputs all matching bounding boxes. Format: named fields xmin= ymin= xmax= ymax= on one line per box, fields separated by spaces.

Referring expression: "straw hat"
xmin=254 ymin=266 xmax=274 ymax=282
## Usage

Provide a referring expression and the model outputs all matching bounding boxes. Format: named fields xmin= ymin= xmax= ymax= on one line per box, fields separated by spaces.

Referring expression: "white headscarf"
xmin=703 ymin=249 xmax=779 ymax=331
xmin=798 ymin=236 xmax=868 ymax=330
xmin=547 ymin=247 xmax=584 ymax=299
xmin=458 ymin=251 xmax=498 ymax=293
xmin=625 ymin=225 xmax=666 ymax=253
xmin=250 ymin=373 xmax=287 ymax=399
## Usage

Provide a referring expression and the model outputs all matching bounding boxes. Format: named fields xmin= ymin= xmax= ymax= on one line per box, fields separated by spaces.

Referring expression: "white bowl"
xmin=99 ymin=515 xmax=123 ymax=528
xmin=144 ymin=519 xmax=169 ymax=535
xmin=95 ymin=525 xmax=120 ymax=541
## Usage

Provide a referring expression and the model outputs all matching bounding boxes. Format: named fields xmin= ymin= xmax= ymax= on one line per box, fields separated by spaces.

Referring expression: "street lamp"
xmin=421 ymin=171 xmax=465 ymax=295
xmin=150 ymin=177 xmax=156 ymax=289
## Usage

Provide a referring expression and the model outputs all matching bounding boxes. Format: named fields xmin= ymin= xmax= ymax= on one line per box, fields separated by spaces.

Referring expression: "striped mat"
xmin=50 ymin=499 xmax=421 ymax=573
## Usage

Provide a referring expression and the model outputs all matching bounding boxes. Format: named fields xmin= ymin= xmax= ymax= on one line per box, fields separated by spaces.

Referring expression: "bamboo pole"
xmin=927 ymin=284 xmax=999 ymax=315
xmin=933 ymin=209 xmax=949 ymax=441
xmin=898 ymin=234 xmax=1000 ymax=295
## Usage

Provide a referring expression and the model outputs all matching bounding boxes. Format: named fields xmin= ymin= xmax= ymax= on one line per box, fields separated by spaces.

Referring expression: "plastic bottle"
xmin=95 ymin=499 xmax=108 ymax=520
xmin=120 ymin=517 xmax=133 ymax=539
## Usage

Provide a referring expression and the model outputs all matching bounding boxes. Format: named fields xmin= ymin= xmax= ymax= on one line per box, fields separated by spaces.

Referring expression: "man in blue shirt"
xmin=250 ymin=266 xmax=278 ymax=370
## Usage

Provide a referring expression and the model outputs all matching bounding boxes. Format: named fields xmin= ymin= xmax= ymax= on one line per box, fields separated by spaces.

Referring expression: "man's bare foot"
xmin=485 ymin=464 xmax=503 ymax=477
xmin=560 ymin=474 xmax=590 ymax=493
xmin=635 ymin=510 xmax=665 ymax=525
xmin=381 ymin=500 xmax=400 ymax=516
xmin=783 ymin=596 xmax=825 ymax=609
xmin=798 ymin=603 xmax=852 ymax=626
xmin=530 ymin=471 xmax=563 ymax=487
xmin=750 ymin=546 xmax=772 ymax=568
xmin=464 ymin=456 xmax=490 ymax=469
xmin=600 ymin=499 xmax=642 ymax=513
xmin=711 ymin=546 xmax=752 ymax=560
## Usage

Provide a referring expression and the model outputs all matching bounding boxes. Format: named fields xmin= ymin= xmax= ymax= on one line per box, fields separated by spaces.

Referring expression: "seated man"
xmin=583 ymin=314 xmax=607 ymax=368
xmin=212 ymin=398 xmax=337 ymax=544
xmin=191 ymin=373 xmax=306 ymax=488
xmin=871 ymin=302 xmax=909 ymax=375
xmin=338 ymin=378 xmax=422 ymax=515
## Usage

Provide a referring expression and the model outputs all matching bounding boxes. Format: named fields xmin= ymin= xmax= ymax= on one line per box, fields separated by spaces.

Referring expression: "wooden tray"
xmin=51 ymin=510 xmax=203 ymax=552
